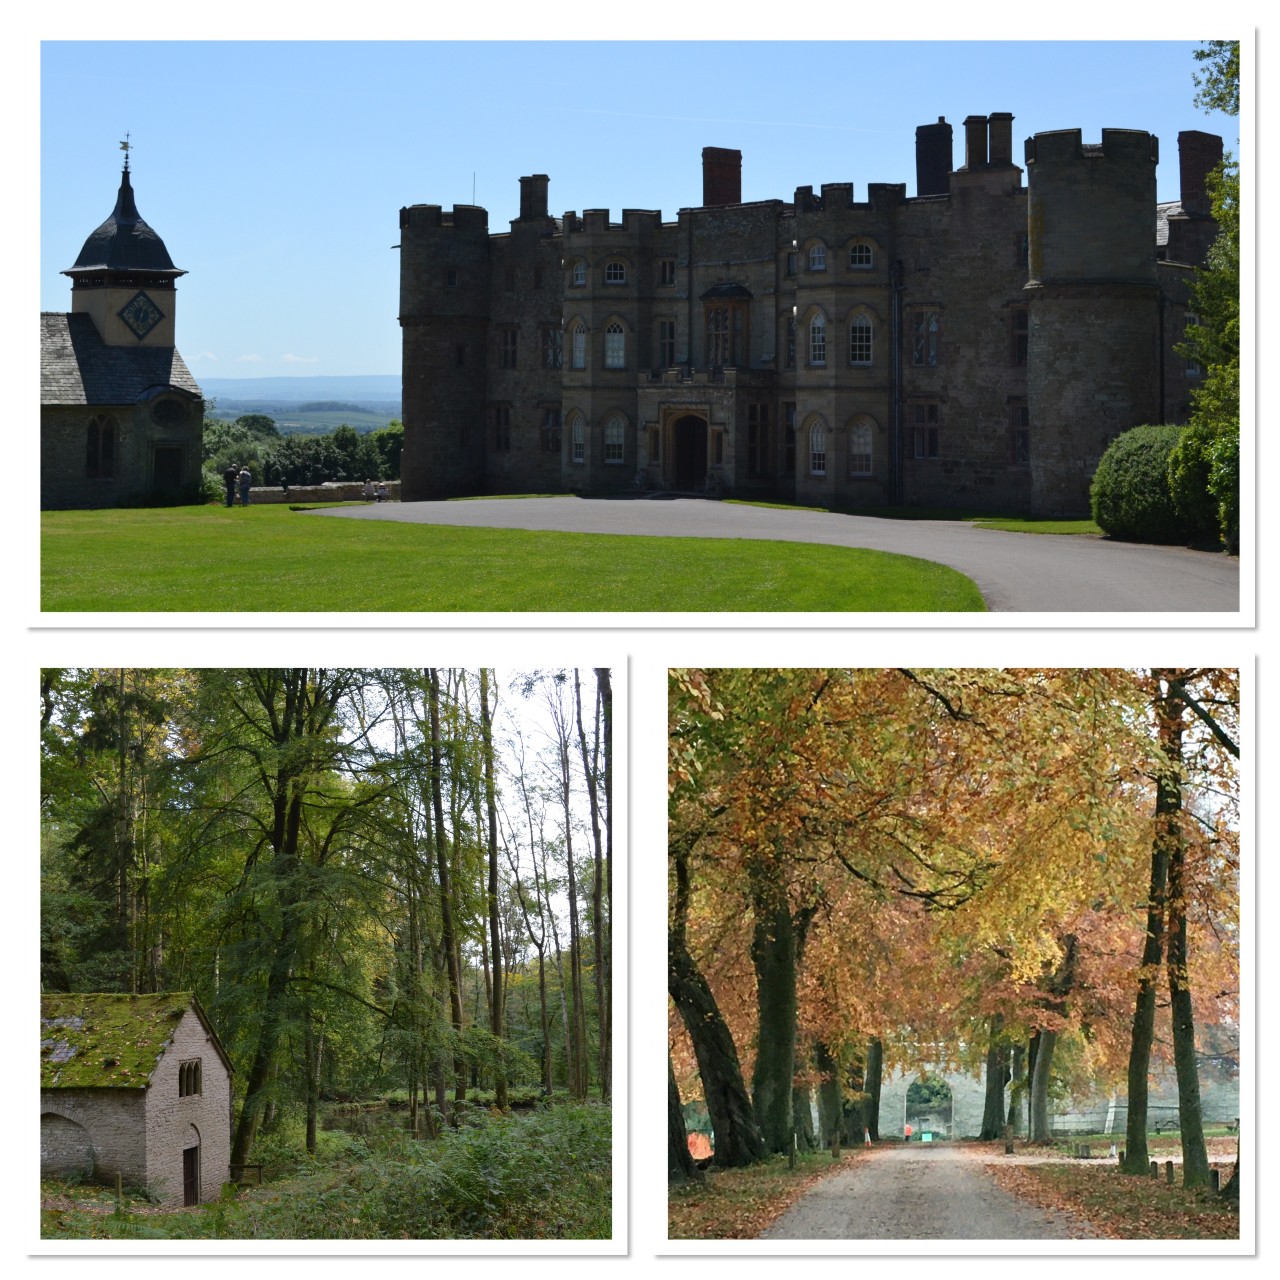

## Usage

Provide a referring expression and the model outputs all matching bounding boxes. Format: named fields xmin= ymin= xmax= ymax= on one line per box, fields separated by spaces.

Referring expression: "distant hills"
xmin=201 ymin=374 xmax=401 ymax=404
xmin=201 ymin=374 xmax=401 ymax=434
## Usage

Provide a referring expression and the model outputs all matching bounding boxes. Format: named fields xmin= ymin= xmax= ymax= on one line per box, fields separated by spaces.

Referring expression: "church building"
xmin=41 ymin=152 xmax=203 ymax=510
xmin=397 ymin=113 xmax=1220 ymax=517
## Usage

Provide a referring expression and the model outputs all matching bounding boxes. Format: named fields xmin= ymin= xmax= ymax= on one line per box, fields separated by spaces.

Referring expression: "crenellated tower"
xmin=1024 ymin=128 xmax=1161 ymax=516
xmin=398 ymin=203 xmax=492 ymax=501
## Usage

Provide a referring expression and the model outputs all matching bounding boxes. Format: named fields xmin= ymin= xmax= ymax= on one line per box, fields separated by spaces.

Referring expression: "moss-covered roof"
xmin=40 ymin=992 xmax=196 ymax=1090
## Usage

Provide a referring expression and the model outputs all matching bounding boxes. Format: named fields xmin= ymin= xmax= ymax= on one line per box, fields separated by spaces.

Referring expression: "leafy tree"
xmin=1171 ymin=41 xmax=1240 ymax=551
xmin=235 ymin=414 xmax=281 ymax=439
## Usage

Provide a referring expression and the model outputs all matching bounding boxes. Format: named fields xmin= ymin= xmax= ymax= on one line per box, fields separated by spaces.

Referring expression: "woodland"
xmin=40 ymin=667 xmax=611 ymax=1239
xmin=668 ymin=669 xmax=1240 ymax=1203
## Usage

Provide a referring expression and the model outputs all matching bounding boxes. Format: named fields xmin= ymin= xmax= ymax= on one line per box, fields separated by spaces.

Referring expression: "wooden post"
xmin=1165 ymin=1160 xmax=1175 ymax=1185
xmin=1003 ymin=1123 xmax=1013 ymax=1155
xmin=1082 ymin=1144 xmax=1091 ymax=1159
xmin=114 ymin=1171 xmax=123 ymax=1215
xmin=1150 ymin=1160 xmax=1158 ymax=1178
xmin=1118 ymin=1147 xmax=1125 ymax=1167
xmin=1211 ymin=1169 xmax=1220 ymax=1192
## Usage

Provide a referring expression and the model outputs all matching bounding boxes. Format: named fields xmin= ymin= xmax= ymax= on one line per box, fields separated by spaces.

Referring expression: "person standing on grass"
xmin=223 ymin=462 xmax=239 ymax=508
xmin=238 ymin=466 xmax=252 ymax=506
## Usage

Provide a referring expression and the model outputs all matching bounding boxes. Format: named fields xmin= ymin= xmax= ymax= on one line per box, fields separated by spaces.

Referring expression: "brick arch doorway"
xmin=672 ymin=414 xmax=708 ymax=492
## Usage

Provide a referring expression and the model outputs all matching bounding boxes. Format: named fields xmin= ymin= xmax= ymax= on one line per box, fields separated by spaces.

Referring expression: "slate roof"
xmin=41 ymin=312 xmax=201 ymax=407
xmin=65 ymin=166 xmax=185 ymax=277
xmin=1155 ymin=200 xmax=1183 ymax=249
xmin=40 ymin=992 xmax=231 ymax=1089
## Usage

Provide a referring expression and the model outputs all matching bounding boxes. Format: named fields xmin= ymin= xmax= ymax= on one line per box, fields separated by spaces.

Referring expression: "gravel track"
xmin=761 ymin=1145 xmax=1098 ymax=1240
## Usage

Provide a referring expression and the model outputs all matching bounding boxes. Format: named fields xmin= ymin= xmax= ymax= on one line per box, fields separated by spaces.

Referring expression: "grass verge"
xmin=41 ymin=506 xmax=985 ymax=612
xmin=983 ymin=1160 xmax=1239 ymax=1240
xmin=668 ymin=1150 xmax=859 ymax=1239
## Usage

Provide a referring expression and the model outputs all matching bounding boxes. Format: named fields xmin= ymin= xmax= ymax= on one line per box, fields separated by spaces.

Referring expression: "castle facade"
xmin=398 ymin=114 xmax=1220 ymax=516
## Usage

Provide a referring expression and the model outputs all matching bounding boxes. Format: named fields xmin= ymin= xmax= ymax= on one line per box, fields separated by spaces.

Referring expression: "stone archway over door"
xmin=41 ymin=1112 xmax=95 ymax=1179
xmin=672 ymin=415 xmax=707 ymax=492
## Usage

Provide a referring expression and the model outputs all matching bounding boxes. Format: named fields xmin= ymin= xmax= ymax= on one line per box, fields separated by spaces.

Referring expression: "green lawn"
xmin=41 ymin=504 xmax=985 ymax=612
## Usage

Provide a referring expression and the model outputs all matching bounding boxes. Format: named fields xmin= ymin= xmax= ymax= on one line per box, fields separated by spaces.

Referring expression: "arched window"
xmin=603 ymin=414 xmax=626 ymax=464
xmin=848 ymin=416 xmax=874 ymax=476
xmin=808 ymin=243 xmax=827 ymax=271
xmin=808 ymin=315 xmax=826 ymax=366
xmin=604 ymin=260 xmax=626 ymax=284
xmin=604 ymin=321 xmax=625 ymax=369
xmin=848 ymin=242 xmax=873 ymax=269
xmin=849 ymin=313 xmax=873 ymax=366
xmin=569 ymin=413 xmax=586 ymax=463
xmin=571 ymin=323 xmax=587 ymax=369
xmin=808 ymin=419 xmax=827 ymax=475
xmin=570 ymin=259 xmax=587 ymax=287
xmin=86 ymin=414 xmax=116 ymax=479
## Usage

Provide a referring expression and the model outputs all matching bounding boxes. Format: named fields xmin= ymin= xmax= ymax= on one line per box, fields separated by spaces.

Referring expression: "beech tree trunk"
xmin=1029 ymin=1027 xmax=1058 ymax=1142
xmin=749 ymin=882 xmax=796 ymax=1155
xmin=815 ymin=1040 xmax=843 ymax=1153
xmin=980 ymin=1017 xmax=1007 ymax=1140
xmin=866 ymin=1037 xmax=883 ymax=1141
xmin=669 ymin=845 xmax=765 ymax=1167
xmin=669 ymin=1057 xmax=701 ymax=1183
xmin=1006 ymin=1043 xmax=1024 ymax=1136
xmin=1121 ymin=687 xmax=1176 ymax=1174
xmin=1163 ymin=681 xmax=1211 ymax=1188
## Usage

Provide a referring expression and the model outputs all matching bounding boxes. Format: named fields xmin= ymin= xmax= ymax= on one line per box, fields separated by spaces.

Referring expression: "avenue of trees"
xmin=42 ymin=668 xmax=611 ymax=1170
xmin=668 ymin=669 xmax=1239 ymax=1196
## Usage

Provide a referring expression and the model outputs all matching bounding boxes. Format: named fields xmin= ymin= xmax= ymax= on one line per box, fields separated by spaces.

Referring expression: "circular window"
xmin=151 ymin=397 xmax=190 ymax=428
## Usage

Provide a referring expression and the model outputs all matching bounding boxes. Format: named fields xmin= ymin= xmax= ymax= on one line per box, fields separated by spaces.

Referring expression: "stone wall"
xmin=248 ymin=481 xmax=401 ymax=505
xmin=40 ymin=1089 xmax=147 ymax=1187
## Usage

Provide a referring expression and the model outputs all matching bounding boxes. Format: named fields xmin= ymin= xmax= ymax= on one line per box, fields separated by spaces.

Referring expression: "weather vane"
xmin=119 ymin=132 xmax=132 ymax=170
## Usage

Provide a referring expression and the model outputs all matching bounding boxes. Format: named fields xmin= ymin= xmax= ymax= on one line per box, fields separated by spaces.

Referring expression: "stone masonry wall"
xmin=40 ymin=1089 xmax=147 ymax=1187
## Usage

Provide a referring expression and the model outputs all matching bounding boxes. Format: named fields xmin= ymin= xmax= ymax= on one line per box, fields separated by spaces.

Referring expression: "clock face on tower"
xmin=118 ymin=290 xmax=164 ymax=340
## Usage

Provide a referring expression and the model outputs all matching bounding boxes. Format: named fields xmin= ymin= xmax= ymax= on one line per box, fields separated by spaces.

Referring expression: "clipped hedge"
xmin=1090 ymin=424 xmax=1192 ymax=545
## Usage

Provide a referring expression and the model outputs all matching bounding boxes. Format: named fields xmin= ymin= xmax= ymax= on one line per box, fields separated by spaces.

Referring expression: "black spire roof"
xmin=63 ymin=164 xmax=186 ymax=278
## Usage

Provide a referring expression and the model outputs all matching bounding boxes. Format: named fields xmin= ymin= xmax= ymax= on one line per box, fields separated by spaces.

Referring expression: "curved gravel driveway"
xmin=762 ymin=1145 xmax=1096 ymax=1240
xmin=308 ymin=497 xmax=1239 ymax=614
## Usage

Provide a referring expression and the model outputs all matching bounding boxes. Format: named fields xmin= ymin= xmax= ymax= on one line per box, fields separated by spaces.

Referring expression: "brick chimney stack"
xmin=963 ymin=115 xmax=989 ymax=169
xmin=988 ymin=112 xmax=1015 ymax=166
xmin=702 ymin=147 xmax=742 ymax=206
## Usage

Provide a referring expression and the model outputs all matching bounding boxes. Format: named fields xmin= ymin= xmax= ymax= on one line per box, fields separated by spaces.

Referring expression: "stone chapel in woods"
xmin=41 ymin=156 xmax=204 ymax=510
xmin=397 ymin=113 xmax=1221 ymax=516
xmin=40 ymin=992 xmax=232 ymax=1206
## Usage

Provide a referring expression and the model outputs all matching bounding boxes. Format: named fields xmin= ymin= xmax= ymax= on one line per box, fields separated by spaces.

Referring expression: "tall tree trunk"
xmin=669 ymin=1057 xmax=701 ymax=1183
xmin=749 ymin=874 xmax=796 ymax=1155
xmin=479 ymin=669 xmax=507 ymax=1109
xmin=980 ymin=1016 xmax=1007 ymax=1140
xmin=669 ymin=843 xmax=765 ymax=1167
xmin=814 ymin=1040 xmax=843 ymax=1154
xmin=1121 ymin=684 xmax=1176 ymax=1173
xmin=1006 ymin=1043 xmax=1024 ymax=1136
xmin=596 ymin=668 xmax=613 ymax=1098
xmin=1029 ymin=1028 xmax=1058 ymax=1143
xmin=575 ymin=670 xmax=609 ymax=1101
xmin=866 ymin=1037 xmax=884 ymax=1142
xmin=427 ymin=669 xmax=467 ymax=1102
xmin=1160 ymin=682 xmax=1211 ymax=1188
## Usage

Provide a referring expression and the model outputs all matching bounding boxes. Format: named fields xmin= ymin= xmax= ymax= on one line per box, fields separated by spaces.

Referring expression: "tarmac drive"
xmin=309 ymin=496 xmax=1240 ymax=614
xmin=761 ymin=1145 xmax=1097 ymax=1240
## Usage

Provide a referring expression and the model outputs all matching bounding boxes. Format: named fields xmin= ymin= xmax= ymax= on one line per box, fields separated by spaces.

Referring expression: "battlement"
xmin=564 ymin=208 xmax=664 ymax=236
xmin=400 ymin=203 xmax=490 ymax=232
xmin=1025 ymin=128 xmax=1158 ymax=168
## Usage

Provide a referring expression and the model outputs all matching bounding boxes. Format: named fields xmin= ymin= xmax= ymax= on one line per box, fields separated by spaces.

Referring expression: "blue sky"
xmin=39 ymin=37 xmax=1239 ymax=380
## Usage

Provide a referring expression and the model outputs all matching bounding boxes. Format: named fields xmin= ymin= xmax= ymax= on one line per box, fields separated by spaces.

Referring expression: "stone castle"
xmin=397 ymin=113 xmax=1221 ymax=516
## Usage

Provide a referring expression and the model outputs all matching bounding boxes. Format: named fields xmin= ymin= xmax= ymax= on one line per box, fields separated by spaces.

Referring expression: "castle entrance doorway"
xmin=672 ymin=415 xmax=707 ymax=492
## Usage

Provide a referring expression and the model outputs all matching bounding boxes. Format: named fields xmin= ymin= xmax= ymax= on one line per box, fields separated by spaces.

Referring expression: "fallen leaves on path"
xmin=669 ymin=1148 xmax=885 ymax=1239
xmin=981 ymin=1159 xmax=1239 ymax=1239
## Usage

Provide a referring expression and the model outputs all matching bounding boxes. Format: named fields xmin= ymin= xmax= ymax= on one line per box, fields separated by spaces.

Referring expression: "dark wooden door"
xmin=183 ymin=1145 xmax=199 ymax=1206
